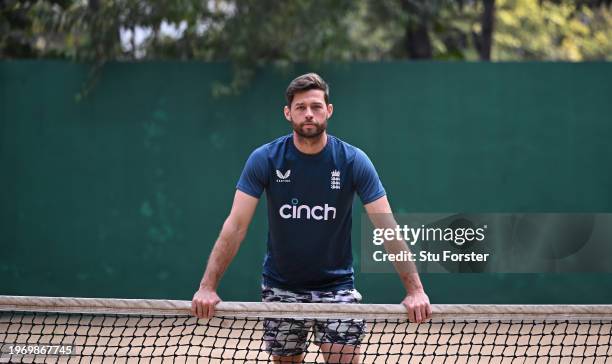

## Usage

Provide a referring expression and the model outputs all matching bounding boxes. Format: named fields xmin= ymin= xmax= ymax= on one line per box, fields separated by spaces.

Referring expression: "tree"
xmin=1 ymin=0 xmax=610 ymax=93
xmin=359 ymin=0 xmax=611 ymax=61
xmin=494 ymin=0 xmax=612 ymax=60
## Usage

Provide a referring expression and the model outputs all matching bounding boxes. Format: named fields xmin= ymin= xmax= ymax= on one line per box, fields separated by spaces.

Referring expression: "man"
xmin=192 ymin=73 xmax=431 ymax=363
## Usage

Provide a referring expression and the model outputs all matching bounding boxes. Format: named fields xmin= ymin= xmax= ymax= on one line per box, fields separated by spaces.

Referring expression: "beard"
xmin=290 ymin=118 xmax=328 ymax=139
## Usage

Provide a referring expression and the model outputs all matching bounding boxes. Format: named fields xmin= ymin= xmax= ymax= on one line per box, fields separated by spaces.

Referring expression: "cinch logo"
xmin=276 ymin=169 xmax=291 ymax=183
xmin=279 ymin=200 xmax=336 ymax=221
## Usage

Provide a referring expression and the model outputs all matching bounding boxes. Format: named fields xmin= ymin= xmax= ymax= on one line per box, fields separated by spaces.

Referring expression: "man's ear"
xmin=283 ymin=105 xmax=292 ymax=122
xmin=327 ymin=103 xmax=334 ymax=119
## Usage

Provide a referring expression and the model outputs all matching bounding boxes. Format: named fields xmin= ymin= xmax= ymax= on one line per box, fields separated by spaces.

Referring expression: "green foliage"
xmin=354 ymin=0 xmax=484 ymax=60
xmin=4 ymin=0 xmax=610 ymax=62
xmin=1 ymin=0 xmax=610 ymax=93
xmin=494 ymin=0 xmax=612 ymax=60
xmin=201 ymin=0 xmax=358 ymax=94
xmin=353 ymin=0 xmax=611 ymax=60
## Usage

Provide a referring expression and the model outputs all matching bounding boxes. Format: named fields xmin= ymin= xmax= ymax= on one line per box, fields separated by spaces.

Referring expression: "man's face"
xmin=284 ymin=89 xmax=333 ymax=139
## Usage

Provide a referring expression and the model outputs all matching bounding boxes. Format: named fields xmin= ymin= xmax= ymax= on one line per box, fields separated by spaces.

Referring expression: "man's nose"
xmin=305 ymin=107 xmax=314 ymax=119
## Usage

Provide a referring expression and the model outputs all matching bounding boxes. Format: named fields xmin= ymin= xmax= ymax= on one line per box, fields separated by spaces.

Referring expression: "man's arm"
xmin=191 ymin=190 xmax=259 ymax=319
xmin=364 ymin=196 xmax=432 ymax=323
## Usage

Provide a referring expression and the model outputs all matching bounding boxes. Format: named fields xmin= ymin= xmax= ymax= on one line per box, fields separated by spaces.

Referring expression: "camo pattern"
xmin=262 ymin=286 xmax=366 ymax=357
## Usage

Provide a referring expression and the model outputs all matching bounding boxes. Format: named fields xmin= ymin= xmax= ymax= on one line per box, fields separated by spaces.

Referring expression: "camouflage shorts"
xmin=261 ymin=285 xmax=366 ymax=357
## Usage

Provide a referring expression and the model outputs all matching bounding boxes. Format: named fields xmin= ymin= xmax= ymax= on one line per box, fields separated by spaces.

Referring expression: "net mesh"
xmin=1 ymin=296 xmax=611 ymax=363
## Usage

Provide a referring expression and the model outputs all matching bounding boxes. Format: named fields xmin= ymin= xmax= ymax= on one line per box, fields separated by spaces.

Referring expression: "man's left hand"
xmin=402 ymin=291 xmax=431 ymax=323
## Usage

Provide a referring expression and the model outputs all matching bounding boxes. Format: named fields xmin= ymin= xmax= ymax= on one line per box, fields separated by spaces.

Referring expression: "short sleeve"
xmin=353 ymin=148 xmax=386 ymax=204
xmin=236 ymin=146 xmax=269 ymax=198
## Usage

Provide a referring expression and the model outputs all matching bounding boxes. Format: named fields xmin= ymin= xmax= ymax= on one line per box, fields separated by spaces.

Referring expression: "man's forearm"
xmin=367 ymin=209 xmax=426 ymax=295
xmin=382 ymin=239 xmax=425 ymax=294
xmin=199 ymin=222 xmax=245 ymax=290
xmin=397 ymin=272 xmax=425 ymax=294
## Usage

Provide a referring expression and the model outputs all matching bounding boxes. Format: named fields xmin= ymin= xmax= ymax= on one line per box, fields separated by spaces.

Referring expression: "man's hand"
xmin=191 ymin=288 xmax=221 ymax=319
xmin=401 ymin=290 xmax=431 ymax=323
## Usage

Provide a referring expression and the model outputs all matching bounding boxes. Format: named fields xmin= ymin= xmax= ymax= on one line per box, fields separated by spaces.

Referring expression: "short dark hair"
xmin=285 ymin=73 xmax=330 ymax=106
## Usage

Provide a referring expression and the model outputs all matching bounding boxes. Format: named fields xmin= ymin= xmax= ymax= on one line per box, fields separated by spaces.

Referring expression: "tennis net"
xmin=1 ymin=295 xmax=611 ymax=363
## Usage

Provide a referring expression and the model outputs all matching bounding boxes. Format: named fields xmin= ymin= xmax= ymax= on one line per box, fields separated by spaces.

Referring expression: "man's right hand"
xmin=191 ymin=288 xmax=221 ymax=319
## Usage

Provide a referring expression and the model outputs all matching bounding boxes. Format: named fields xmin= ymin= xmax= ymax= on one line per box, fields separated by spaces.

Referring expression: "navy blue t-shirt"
xmin=236 ymin=134 xmax=386 ymax=291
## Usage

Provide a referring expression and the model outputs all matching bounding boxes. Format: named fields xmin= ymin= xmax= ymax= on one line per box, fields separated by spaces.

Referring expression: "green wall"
xmin=1 ymin=61 xmax=611 ymax=304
